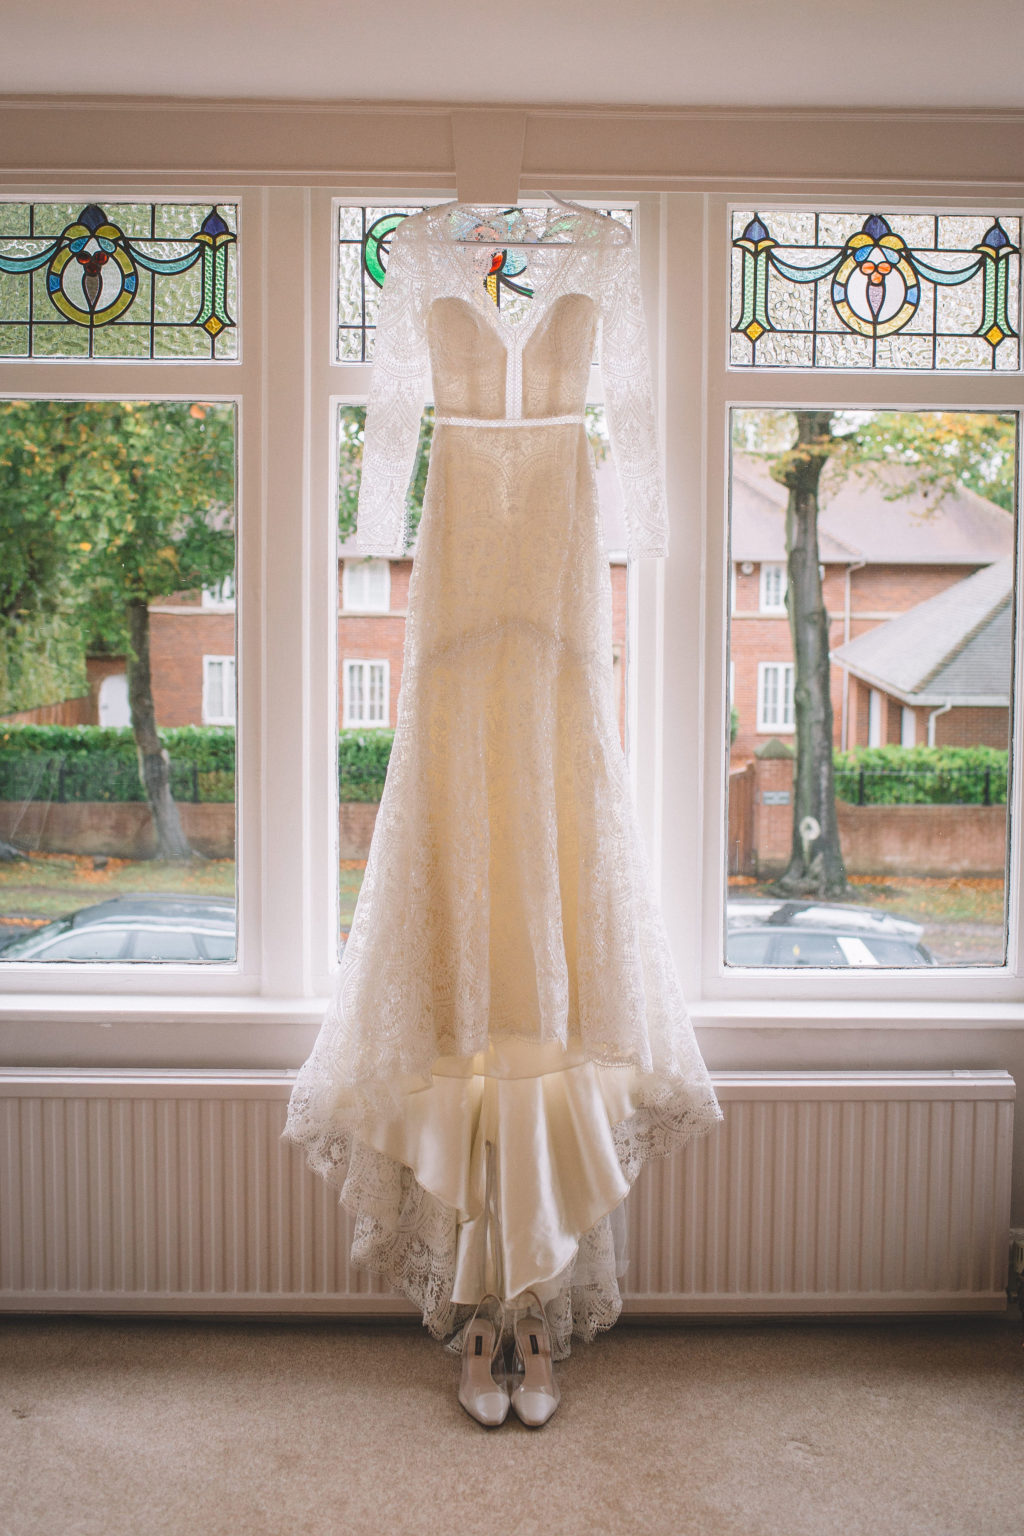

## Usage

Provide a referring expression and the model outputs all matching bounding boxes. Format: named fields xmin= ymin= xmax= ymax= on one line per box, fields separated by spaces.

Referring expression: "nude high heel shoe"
xmin=509 ymin=1291 xmax=560 ymax=1427
xmin=458 ymin=1293 xmax=510 ymax=1427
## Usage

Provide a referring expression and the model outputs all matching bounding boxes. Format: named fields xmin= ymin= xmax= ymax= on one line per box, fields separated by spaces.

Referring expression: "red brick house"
xmin=729 ymin=454 xmax=1014 ymax=763
xmin=832 ymin=556 xmax=1012 ymax=749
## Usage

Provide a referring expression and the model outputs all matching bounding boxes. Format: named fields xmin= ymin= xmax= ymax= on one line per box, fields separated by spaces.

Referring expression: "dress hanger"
xmin=448 ymin=193 xmax=595 ymax=248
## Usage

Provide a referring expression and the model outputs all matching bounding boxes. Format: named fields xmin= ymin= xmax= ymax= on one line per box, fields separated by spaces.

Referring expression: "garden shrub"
xmin=833 ymin=744 xmax=1008 ymax=805
xmin=0 ymin=724 xmax=394 ymax=803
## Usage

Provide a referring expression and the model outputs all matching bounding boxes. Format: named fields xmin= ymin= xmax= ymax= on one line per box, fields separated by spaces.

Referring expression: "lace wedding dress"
xmin=283 ymin=201 xmax=721 ymax=1357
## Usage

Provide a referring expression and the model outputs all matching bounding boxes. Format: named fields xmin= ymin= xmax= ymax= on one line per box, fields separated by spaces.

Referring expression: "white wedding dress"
xmin=283 ymin=202 xmax=721 ymax=1357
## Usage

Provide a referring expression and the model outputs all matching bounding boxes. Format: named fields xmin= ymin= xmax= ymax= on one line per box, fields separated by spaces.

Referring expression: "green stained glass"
xmin=0 ymin=199 xmax=239 ymax=360
xmin=731 ymin=209 xmax=1021 ymax=371
xmin=0 ymin=204 xmax=30 ymax=237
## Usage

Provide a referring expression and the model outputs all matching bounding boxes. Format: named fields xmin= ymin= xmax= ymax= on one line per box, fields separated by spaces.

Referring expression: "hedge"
xmin=0 ymin=724 xmax=395 ymax=804
xmin=833 ymin=745 xmax=1008 ymax=806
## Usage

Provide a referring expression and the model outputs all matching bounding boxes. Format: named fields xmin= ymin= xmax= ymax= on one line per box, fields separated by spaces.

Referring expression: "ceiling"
xmin=3 ymin=0 xmax=1024 ymax=112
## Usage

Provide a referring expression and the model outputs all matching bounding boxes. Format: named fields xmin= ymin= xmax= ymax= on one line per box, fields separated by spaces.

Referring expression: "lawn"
xmin=0 ymin=851 xmax=366 ymax=938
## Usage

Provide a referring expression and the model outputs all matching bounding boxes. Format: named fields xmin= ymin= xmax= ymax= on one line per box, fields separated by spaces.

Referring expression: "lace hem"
xmin=282 ymin=1075 xmax=721 ymax=1359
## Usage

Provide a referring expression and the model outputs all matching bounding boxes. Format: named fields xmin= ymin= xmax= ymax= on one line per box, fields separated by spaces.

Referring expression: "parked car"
xmin=726 ymin=898 xmax=936 ymax=968
xmin=0 ymin=895 xmax=236 ymax=963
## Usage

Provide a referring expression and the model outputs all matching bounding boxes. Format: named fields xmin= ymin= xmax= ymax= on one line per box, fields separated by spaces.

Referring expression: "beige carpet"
xmin=1 ymin=1314 xmax=1022 ymax=1536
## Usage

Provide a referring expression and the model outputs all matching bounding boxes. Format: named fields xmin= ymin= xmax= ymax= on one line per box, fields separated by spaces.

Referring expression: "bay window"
xmin=0 ymin=120 xmax=1018 ymax=1086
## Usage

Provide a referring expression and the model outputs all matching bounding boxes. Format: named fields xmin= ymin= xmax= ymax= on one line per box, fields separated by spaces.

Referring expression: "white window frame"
xmin=759 ymin=562 xmax=788 ymax=614
xmin=342 ymin=558 xmax=390 ymax=613
xmin=868 ymin=687 xmax=884 ymax=748
xmin=342 ymin=658 xmax=389 ymax=727
xmin=202 ymin=655 xmax=237 ymax=725
xmin=701 ymin=189 xmax=1024 ymax=1013
xmin=756 ymin=661 xmax=795 ymax=733
xmin=0 ymin=149 xmax=1019 ymax=1075
xmin=901 ymin=705 xmax=917 ymax=747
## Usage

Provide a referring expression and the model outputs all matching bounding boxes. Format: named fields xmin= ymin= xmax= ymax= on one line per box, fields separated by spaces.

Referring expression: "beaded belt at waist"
xmin=433 ymin=414 xmax=586 ymax=428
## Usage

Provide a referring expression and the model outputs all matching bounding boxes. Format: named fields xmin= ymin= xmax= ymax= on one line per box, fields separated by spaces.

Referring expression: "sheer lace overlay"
xmin=284 ymin=202 xmax=721 ymax=1353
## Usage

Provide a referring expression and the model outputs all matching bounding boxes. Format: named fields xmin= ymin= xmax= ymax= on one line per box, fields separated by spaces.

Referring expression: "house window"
xmin=344 ymin=659 xmax=389 ymax=727
xmin=868 ymin=688 xmax=883 ymax=747
xmin=757 ymin=662 xmax=795 ymax=732
xmin=202 ymin=655 xmax=236 ymax=725
xmin=342 ymin=559 xmax=390 ymax=613
xmin=759 ymin=563 xmax=787 ymax=614
xmin=202 ymin=574 xmax=236 ymax=610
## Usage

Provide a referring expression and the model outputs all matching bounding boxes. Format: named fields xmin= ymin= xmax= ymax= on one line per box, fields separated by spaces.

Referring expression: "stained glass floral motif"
xmin=730 ymin=210 xmax=1021 ymax=371
xmin=0 ymin=202 xmax=238 ymax=360
xmin=336 ymin=202 xmax=632 ymax=363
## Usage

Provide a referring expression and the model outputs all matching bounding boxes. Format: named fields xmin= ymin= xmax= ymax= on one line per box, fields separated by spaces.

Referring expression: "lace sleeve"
xmin=599 ymin=236 xmax=669 ymax=559
xmin=355 ymin=220 xmax=431 ymax=557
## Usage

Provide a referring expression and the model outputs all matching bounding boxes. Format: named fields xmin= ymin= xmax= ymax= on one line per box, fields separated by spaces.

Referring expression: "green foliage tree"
xmin=0 ymin=400 xmax=235 ymax=858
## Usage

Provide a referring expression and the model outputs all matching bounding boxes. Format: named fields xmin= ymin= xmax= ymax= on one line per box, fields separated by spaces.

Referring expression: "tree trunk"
xmin=774 ymin=412 xmax=847 ymax=897
xmin=126 ymin=598 xmax=192 ymax=860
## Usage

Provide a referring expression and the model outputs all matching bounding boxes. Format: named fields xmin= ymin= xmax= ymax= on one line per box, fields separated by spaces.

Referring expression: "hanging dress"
xmin=283 ymin=201 xmax=721 ymax=1357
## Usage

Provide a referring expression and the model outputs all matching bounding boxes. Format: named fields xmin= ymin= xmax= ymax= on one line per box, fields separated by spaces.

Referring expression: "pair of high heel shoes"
xmin=458 ymin=1291 xmax=560 ymax=1428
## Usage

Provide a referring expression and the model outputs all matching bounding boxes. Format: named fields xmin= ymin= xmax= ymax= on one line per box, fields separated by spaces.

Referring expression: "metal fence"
xmin=834 ymin=764 xmax=1007 ymax=807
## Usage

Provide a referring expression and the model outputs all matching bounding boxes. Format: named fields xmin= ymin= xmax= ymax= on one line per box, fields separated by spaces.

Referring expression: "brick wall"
xmin=935 ymin=706 xmax=1009 ymax=749
xmin=734 ymin=752 xmax=1007 ymax=878
xmin=148 ymin=609 xmax=235 ymax=727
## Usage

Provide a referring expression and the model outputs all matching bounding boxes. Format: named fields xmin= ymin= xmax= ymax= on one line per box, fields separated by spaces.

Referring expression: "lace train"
xmin=284 ymin=1075 xmax=721 ymax=1360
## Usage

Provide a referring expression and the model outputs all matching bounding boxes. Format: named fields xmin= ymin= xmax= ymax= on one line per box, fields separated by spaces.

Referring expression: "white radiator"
xmin=0 ymin=1069 xmax=1014 ymax=1315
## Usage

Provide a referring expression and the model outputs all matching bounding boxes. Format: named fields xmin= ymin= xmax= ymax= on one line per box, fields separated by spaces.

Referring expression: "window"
xmin=202 ymin=575 xmax=236 ymax=609
xmin=202 ymin=656 xmax=236 ymax=725
xmin=0 ymin=399 xmax=238 ymax=966
xmin=901 ymin=706 xmax=917 ymax=747
xmin=342 ymin=559 xmax=390 ymax=612
xmin=759 ymin=563 xmax=787 ymax=614
xmin=757 ymin=662 xmax=795 ymax=732
xmin=723 ymin=195 xmax=1020 ymax=976
xmin=1 ymin=143 xmax=1020 ymax=1061
xmin=730 ymin=209 xmax=1020 ymax=370
xmin=0 ymin=200 xmax=239 ymax=360
xmin=343 ymin=659 xmax=389 ymax=727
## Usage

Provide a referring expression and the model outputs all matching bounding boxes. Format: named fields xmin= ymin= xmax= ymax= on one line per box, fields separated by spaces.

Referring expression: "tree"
xmin=770 ymin=411 xmax=848 ymax=897
xmin=0 ymin=400 xmax=235 ymax=858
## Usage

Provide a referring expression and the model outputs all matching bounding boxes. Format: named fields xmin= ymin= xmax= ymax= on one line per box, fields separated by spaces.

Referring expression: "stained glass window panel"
xmin=730 ymin=210 xmax=1021 ymax=371
xmin=0 ymin=201 xmax=239 ymax=360
xmin=336 ymin=202 xmax=634 ymax=364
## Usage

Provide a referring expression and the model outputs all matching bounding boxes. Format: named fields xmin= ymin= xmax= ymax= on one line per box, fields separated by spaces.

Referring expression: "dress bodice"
xmin=427 ymin=293 xmax=597 ymax=421
xmin=356 ymin=201 xmax=668 ymax=559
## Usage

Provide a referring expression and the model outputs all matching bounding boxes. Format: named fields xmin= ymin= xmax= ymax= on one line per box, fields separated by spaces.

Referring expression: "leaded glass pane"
xmin=0 ymin=200 xmax=239 ymax=360
xmin=730 ymin=209 xmax=1021 ymax=371
xmin=336 ymin=202 xmax=634 ymax=364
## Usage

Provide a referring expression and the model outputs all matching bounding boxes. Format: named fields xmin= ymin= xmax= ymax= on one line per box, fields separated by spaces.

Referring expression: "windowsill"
xmin=690 ymin=997 xmax=1024 ymax=1029
xmin=2 ymin=989 xmax=1022 ymax=1032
